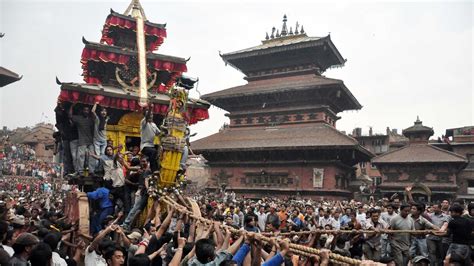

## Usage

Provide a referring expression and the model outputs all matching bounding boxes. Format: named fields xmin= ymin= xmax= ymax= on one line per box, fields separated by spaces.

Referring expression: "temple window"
xmin=468 ymin=180 xmax=474 ymax=194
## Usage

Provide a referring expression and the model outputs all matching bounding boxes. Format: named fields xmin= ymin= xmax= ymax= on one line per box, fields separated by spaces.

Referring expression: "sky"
xmin=0 ymin=0 xmax=472 ymax=141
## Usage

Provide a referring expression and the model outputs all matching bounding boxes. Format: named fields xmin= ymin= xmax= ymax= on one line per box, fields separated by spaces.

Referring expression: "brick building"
xmin=20 ymin=123 xmax=56 ymax=162
xmin=0 ymin=34 xmax=22 ymax=87
xmin=433 ymin=126 xmax=474 ymax=200
xmin=192 ymin=16 xmax=373 ymax=200
xmin=350 ymin=127 xmax=408 ymax=198
xmin=372 ymin=118 xmax=467 ymax=202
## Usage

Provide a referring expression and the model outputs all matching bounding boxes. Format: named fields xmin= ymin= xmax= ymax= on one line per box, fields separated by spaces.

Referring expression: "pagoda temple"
xmin=192 ymin=16 xmax=373 ymax=200
xmin=56 ymin=0 xmax=209 ymax=149
xmin=372 ymin=117 xmax=467 ymax=202
xmin=0 ymin=33 xmax=22 ymax=87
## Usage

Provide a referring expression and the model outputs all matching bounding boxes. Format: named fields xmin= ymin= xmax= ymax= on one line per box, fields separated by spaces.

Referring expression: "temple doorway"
xmin=125 ymin=136 xmax=141 ymax=151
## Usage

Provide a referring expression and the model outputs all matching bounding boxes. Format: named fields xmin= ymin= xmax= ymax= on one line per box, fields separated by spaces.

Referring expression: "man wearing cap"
xmin=126 ymin=231 xmax=142 ymax=264
xmin=8 ymin=232 xmax=39 ymax=266
xmin=412 ymin=256 xmax=430 ymax=265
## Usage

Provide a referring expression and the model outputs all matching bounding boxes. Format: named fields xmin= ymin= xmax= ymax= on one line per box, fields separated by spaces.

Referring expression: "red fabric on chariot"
xmin=80 ymin=48 xmax=187 ymax=72
xmin=80 ymin=47 xmax=187 ymax=90
xmin=100 ymin=14 xmax=167 ymax=51
xmin=64 ymin=192 xmax=79 ymax=225
xmin=58 ymin=89 xmax=209 ymax=125
xmin=189 ymin=108 xmax=210 ymax=124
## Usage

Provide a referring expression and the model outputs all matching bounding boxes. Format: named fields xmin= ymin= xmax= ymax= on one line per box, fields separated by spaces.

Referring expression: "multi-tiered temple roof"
xmin=0 ymin=33 xmax=22 ymax=87
xmin=194 ymin=16 xmax=371 ymax=164
xmin=373 ymin=117 xmax=467 ymax=164
xmin=57 ymin=1 xmax=209 ymax=124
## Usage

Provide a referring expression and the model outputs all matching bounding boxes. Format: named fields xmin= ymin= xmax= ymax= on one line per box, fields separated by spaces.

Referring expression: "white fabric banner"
xmin=313 ymin=168 xmax=324 ymax=188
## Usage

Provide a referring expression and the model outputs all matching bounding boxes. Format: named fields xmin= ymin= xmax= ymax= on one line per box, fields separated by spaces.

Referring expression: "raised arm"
xmin=263 ymin=238 xmax=278 ymax=261
xmin=251 ymin=234 xmax=263 ymax=266
xmin=68 ymin=103 xmax=74 ymax=119
xmin=91 ymin=102 xmax=98 ymax=118
xmin=68 ymin=103 xmax=76 ymax=125
xmin=219 ymin=227 xmax=231 ymax=251
xmin=87 ymin=224 xmax=116 ymax=252
xmin=213 ymin=221 xmax=224 ymax=249
xmin=89 ymin=152 xmax=100 ymax=160
xmin=187 ymin=217 xmax=196 ymax=243
xmin=262 ymin=239 xmax=290 ymax=266
xmin=116 ymin=226 xmax=131 ymax=248
xmin=307 ymin=231 xmax=320 ymax=248
xmin=155 ymin=206 xmax=174 ymax=238
xmin=405 ymin=186 xmax=415 ymax=204
xmin=153 ymin=203 xmax=162 ymax=228
xmin=169 ymin=234 xmax=186 ymax=266
xmin=227 ymin=231 xmax=244 ymax=255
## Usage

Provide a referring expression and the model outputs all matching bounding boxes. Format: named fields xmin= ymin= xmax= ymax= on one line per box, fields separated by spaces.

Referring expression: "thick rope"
xmin=262 ymin=229 xmax=437 ymax=236
xmin=161 ymin=196 xmax=362 ymax=265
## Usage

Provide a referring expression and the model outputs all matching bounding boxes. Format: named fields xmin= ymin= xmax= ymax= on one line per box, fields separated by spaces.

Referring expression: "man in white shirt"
xmin=356 ymin=205 xmax=367 ymax=227
xmin=256 ymin=206 xmax=268 ymax=232
xmin=85 ymin=225 xmax=116 ymax=266
xmin=319 ymin=208 xmax=338 ymax=229
xmin=43 ymin=232 xmax=68 ymax=266
xmin=380 ymin=204 xmax=397 ymax=258
xmin=332 ymin=208 xmax=342 ymax=230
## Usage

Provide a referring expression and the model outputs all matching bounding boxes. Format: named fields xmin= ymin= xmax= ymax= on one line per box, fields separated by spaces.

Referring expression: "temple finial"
xmin=276 ymin=29 xmax=280 ymax=38
xmin=265 ymin=32 xmax=269 ymax=40
xmin=281 ymin=14 xmax=288 ymax=36
xmin=289 ymin=26 xmax=293 ymax=35
xmin=270 ymin=27 xmax=275 ymax=39
xmin=295 ymin=21 xmax=299 ymax=34
xmin=124 ymin=0 xmax=147 ymax=20
xmin=300 ymin=25 xmax=305 ymax=34
xmin=416 ymin=115 xmax=420 ymax=122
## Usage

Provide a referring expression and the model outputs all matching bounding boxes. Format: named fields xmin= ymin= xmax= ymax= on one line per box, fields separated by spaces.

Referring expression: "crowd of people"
xmin=0 ymin=101 xmax=471 ymax=265
xmin=0 ymin=139 xmax=60 ymax=179
xmin=0 ymin=167 xmax=473 ymax=265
